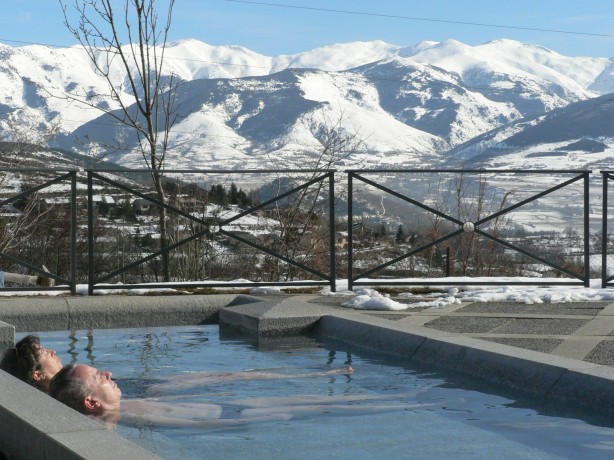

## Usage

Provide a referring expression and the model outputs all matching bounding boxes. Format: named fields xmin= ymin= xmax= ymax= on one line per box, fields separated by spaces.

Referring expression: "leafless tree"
xmin=0 ymin=124 xmax=66 ymax=281
xmin=60 ymin=0 xmax=178 ymax=280
xmin=262 ymin=113 xmax=366 ymax=281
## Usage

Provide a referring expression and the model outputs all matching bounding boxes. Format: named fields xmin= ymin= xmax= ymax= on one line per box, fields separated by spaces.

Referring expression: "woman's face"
xmin=35 ymin=346 xmax=63 ymax=390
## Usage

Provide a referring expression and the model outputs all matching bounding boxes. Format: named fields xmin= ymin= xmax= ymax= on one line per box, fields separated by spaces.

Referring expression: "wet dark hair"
xmin=49 ymin=364 xmax=92 ymax=414
xmin=0 ymin=335 xmax=43 ymax=387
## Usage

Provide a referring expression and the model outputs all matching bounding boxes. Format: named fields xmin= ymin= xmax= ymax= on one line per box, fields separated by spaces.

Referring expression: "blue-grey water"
xmin=29 ymin=325 xmax=614 ymax=459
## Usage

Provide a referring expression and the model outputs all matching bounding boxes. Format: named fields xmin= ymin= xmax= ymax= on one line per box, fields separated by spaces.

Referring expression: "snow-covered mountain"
xmin=1 ymin=38 xmax=613 ymax=171
xmin=448 ymin=93 xmax=614 ymax=170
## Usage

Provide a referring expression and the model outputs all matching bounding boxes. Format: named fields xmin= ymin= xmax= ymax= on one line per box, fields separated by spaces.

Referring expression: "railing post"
xmin=87 ymin=171 xmax=94 ymax=296
xmin=584 ymin=171 xmax=590 ymax=287
xmin=70 ymin=171 xmax=77 ymax=295
xmin=601 ymin=171 xmax=610 ymax=288
xmin=328 ymin=171 xmax=336 ymax=292
xmin=347 ymin=172 xmax=354 ymax=291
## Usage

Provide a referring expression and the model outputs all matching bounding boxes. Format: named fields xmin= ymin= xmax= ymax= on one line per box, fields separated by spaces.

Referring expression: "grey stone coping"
xmin=0 ymin=371 xmax=160 ymax=460
xmin=0 ymin=294 xmax=237 ymax=334
xmin=0 ymin=321 xmax=14 ymax=351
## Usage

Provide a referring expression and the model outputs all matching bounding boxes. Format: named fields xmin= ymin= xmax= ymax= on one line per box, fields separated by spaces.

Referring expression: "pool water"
xmin=29 ymin=325 xmax=614 ymax=459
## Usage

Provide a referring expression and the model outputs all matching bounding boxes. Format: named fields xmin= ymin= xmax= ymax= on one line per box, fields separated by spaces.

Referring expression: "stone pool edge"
xmin=2 ymin=293 xmax=614 ymax=458
xmin=221 ymin=294 xmax=614 ymax=410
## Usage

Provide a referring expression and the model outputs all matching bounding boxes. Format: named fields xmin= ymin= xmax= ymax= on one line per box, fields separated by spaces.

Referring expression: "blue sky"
xmin=1 ymin=0 xmax=614 ymax=57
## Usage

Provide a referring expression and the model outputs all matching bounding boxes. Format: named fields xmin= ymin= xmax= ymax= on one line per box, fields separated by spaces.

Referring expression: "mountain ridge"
xmin=1 ymin=38 xmax=613 ymax=171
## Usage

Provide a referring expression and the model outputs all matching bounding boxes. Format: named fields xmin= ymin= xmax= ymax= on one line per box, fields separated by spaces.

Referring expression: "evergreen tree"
xmin=376 ymin=223 xmax=388 ymax=239
xmin=229 ymin=182 xmax=239 ymax=204
xmin=395 ymin=224 xmax=405 ymax=243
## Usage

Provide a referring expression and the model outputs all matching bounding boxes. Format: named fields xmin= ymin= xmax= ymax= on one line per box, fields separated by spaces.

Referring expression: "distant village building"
xmin=132 ymin=198 xmax=153 ymax=215
xmin=41 ymin=197 xmax=72 ymax=213
xmin=91 ymin=195 xmax=116 ymax=216
xmin=336 ymin=232 xmax=348 ymax=249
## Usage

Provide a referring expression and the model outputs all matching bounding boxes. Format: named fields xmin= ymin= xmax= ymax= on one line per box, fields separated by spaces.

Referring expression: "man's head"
xmin=49 ymin=364 xmax=122 ymax=415
xmin=0 ymin=335 xmax=63 ymax=392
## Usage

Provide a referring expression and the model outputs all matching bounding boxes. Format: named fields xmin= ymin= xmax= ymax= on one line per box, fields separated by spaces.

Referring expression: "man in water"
xmin=49 ymin=363 xmax=419 ymax=428
xmin=49 ymin=363 xmax=280 ymax=427
xmin=0 ymin=335 xmax=63 ymax=392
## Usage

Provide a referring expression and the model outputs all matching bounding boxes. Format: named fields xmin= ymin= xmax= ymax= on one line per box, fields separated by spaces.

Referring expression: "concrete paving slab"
xmin=492 ymin=317 xmax=590 ymax=335
xmin=551 ymin=317 xmax=614 ymax=360
xmin=478 ymin=337 xmax=564 ymax=353
xmin=584 ymin=341 xmax=614 ymax=366
xmin=398 ymin=315 xmax=441 ymax=326
xmin=569 ymin=316 xmax=614 ymax=335
xmin=422 ymin=302 xmax=469 ymax=314
xmin=458 ymin=302 xmax=607 ymax=315
xmin=423 ymin=316 xmax=514 ymax=333
xmin=362 ymin=312 xmax=414 ymax=321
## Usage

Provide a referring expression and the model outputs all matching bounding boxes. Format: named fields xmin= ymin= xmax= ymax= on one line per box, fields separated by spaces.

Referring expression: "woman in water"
xmin=1 ymin=334 xmax=347 ymax=395
xmin=0 ymin=335 xmax=63 ymax=392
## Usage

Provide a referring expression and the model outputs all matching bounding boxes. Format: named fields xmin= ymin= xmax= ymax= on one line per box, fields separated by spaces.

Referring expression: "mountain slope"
xmin=1 ymin=38 xmax=613 ymax=171
xmin=447 ymin=93 xmax=614 ymax=169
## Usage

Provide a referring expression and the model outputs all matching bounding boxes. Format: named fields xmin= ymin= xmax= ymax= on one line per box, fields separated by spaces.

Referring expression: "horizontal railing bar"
xmin=351 ymin=280 xmax=588 ymax=286
xmin=90 ymin=281 xmax=330 ymax=290
xmin=0 ymin=168 xmax=79 ymax=173
xmin=346 ymin=169 xmax=589 ymax=174
xmin=93 ymin=169 xmax=336 ymax=174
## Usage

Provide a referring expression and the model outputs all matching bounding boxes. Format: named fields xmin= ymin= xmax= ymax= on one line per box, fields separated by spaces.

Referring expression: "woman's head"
xmin=0 ymin=335 xmax=63 ymax=392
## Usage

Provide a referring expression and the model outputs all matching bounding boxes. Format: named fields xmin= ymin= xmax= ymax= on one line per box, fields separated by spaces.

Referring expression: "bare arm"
xmin=119 ymin=400 xmax=291 ymax=427
xmin=147 ymin=367 xmax=353 ymax=393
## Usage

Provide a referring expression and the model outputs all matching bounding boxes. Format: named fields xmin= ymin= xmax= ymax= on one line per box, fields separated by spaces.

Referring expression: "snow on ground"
xmin=341 ymin=288 xmax=460 ymax=310
xmin=323 ymin=277 xmax=614 ymax=310
xmin=6 ymin=277 xmax=614 ymax=311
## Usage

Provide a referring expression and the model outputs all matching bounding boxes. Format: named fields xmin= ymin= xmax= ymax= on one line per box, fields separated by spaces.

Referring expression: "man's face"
xmin=73 ymin=364 xmax=122 ymax=410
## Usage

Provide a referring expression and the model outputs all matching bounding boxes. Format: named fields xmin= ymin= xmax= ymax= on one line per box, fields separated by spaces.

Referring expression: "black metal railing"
xmin=86 ymin=169 xmax=337 ymax=294
xmin=602 ymin=171 xmax=614 ymax=288
xmin=0 ymin=167 xmax=606 ymax=294
xmin=0 ymin=169 xmax=77 ymax=294
xmin=347 ymin=170 xmax=591 ymax=289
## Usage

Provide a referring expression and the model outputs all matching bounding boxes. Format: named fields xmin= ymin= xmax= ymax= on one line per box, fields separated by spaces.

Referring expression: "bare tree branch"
xmin=59 ymin=0 xmax=178 ymax=280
